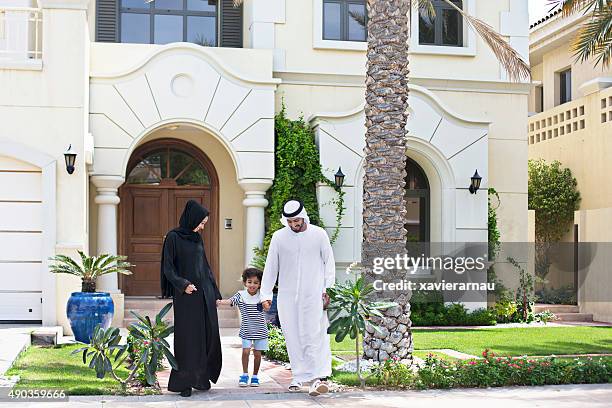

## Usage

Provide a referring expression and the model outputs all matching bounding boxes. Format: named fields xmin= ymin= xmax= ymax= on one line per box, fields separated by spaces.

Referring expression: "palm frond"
xmin=551 ymin=0 xmax=607 ymax=16
xmin=417 ymin=0 xmax=436 ymax=20
xmin=442 ymin=0 xmax=531 ymax=82
xmin=593 ymin=29 xmax=612 ymax=67
xmin=572 ymin=5 xmax=612 ymax=66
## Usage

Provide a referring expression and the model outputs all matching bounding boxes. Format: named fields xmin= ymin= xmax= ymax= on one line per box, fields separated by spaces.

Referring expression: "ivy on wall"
xmin=488 ymin=187 xmax=501 ymax=261
xmin=251 ymin=104 xmax=345 ymax=269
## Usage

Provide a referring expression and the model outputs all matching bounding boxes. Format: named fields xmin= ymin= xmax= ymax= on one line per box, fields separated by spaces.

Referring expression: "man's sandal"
xmin=309 ymin=379 xmax=329 ymax=396
xmin=288 ymin=381 xmax=302 ymax=392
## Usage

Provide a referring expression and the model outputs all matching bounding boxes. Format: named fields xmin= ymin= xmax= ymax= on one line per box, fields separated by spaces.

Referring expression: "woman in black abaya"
xmin=161 ymin=200 xmax=222 ymax=397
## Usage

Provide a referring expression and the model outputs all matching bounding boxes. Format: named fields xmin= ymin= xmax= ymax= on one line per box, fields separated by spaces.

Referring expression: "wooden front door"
xmin=119 ymin=140 xmax=219 ymax=296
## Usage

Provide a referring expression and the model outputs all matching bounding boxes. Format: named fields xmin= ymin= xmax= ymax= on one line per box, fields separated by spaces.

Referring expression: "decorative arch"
xmin=310 ymin=83 xmax=489 ymax=260
xmin=89 ymin=43 xmax=276 ymax=184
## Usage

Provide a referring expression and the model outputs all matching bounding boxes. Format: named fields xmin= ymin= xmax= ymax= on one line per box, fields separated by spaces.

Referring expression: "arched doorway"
xmin=119 ymin=139 xmax=219 ymax=296
xmin=405 ymin=157 xmax=430 ymax=244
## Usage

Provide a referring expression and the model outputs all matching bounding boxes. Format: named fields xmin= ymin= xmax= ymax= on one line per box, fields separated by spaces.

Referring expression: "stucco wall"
xmin=0 ymin=3 xmax=90 ymax=330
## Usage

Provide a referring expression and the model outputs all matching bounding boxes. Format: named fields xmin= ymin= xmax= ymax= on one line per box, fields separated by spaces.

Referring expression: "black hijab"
xmin=174 ymin=200 xmax=209 ymax=242
xmin=160 ymin=200 xmax=210 ymax=298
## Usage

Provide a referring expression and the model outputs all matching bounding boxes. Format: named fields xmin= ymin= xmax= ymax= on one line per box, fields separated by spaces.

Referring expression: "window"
xmin=535 ymin=85 xmax=544 ymax=113
xmin=322 ymin=0 xmax=367 ymax=42
xmin=119 ymin=0 xmax=217 ymax=46
xmin=405 ymin=158 xmax=430 ymax=244
xmin=419 ymin=0 xmax=463 ymax=47
xmin=559 ymin=69 xmax=572 ymax=105
xmin=127 ymin=147 xmax=211 ymax=186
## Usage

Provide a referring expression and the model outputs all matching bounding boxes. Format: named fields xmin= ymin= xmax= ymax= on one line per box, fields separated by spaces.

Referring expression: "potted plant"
xmin=49 ymin=251 xmax=133 ymax=342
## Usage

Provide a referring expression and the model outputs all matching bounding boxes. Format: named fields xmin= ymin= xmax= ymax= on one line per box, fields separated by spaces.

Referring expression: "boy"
xmin=217 ymin=268 xmax=268 ymax=387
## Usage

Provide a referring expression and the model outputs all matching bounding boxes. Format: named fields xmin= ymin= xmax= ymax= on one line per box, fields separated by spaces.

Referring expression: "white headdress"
xmin=280 ymin=200 xmax=310 ymax=227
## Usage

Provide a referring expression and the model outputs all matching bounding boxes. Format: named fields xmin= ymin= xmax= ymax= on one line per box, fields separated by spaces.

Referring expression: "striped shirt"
xmin=229 ymin=290 xmax=269 ymax=340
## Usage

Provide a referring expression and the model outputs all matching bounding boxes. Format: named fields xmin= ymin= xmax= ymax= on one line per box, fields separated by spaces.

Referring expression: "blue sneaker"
xmin=250 ymin=376 xmax=260 ymax=387
xmin=239 ymin=374 xmax=249 ymax=387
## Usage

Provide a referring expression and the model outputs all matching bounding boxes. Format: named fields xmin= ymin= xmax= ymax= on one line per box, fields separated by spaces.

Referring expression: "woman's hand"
xmin=184 ymin=284 xmax=197 ymax=294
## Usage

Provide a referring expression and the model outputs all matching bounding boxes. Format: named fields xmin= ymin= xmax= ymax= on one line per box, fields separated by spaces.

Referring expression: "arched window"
xmin=405 ymin=158 xmax=430 ymax=243
xmin=127 ymin=147 xmax=210 ymax=186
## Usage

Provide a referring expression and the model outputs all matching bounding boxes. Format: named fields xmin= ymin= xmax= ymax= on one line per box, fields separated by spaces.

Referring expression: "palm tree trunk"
xmin=362 ymin=0 xmax=412 ymax=364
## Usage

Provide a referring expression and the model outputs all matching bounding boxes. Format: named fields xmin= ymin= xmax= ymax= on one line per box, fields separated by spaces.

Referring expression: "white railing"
xmin=0 ymin=7 xmax=42 ymax=62
xmin=528 ymin=98 xmax=586 ymax=145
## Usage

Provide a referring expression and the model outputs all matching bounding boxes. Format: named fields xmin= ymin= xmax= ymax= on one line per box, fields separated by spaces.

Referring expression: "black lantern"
xmin=469 ymin=169 xmax=482 ymax=194
xmin=334 ymin=167 xmax=345 ymax=188
xmin=64 ymin=144 xmax=77 ymax=175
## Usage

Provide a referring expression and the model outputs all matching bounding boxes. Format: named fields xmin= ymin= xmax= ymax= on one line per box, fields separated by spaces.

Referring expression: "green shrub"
xmin=264 ymin=324 xmax=289 ymax=362
xmin=415 ymin=350 xmax=612 ymax=389
xmin=493 ymin=299 xmax=519 ymax=323
xmin=410 ymin=292 xmax=496 ymax=326
xmin=536 ymin=286 xmax=577 ymax=305
xmin=369 ymin=356 xmax=415 ymax=388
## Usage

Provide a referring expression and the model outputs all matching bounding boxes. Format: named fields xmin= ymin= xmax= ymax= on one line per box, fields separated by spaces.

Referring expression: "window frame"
xmin=118 ymin=0 xmax=219 ymax=46
xmin=322 ymin=0 xmax=367 ymax=42
xmin=313 ymin=0 xmax=367 ymax=51
xmin=410 ymin=0 xmax=476 ymax=57
xmin=558 ymin=68 xmax=572 ymax=105
xmin=418 ymin=0 xmax=464 ymax=47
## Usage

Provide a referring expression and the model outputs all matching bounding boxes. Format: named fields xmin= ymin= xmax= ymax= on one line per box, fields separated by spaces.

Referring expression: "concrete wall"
xmin=528 ymin=86 xmax=612 ymax=211
xmin=0 ymin=1 xmax=90 ymax=330
xmin=575 ymin=208 xmax=612 ymax=322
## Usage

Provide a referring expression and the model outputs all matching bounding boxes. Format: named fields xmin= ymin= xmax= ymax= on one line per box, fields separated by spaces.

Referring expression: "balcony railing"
xmin=528 ymin=99 xmax=586 ymax=145
xmin=0 ymin=7 xmax=42 ymax=63
xmin=528 ymin=86 xmax=612 ymax=145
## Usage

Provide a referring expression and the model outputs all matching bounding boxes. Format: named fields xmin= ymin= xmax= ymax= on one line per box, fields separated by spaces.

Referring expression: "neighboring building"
xmin=528 ymin=10 xmax=612 ymax=322
xmin=0 ymin=0 xmax=529 ymax=333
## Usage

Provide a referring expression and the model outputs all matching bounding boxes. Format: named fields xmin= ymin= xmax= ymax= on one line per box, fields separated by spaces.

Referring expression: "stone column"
xmin=239 ymin=180 xmax=272 ymax=267
xmin=91 ymin=175 xmax=124 ymax=293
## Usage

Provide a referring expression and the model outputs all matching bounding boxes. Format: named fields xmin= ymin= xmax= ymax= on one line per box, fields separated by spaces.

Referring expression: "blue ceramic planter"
xmin=66 ymin=292 xmax=114 ymax=343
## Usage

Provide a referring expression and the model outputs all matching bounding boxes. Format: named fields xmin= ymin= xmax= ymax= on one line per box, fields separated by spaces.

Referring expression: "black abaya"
xmin=160 ymin=200 xmax=222 ymax=392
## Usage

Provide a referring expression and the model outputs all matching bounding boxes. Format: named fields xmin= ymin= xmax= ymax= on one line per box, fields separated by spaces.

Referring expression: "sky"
xmin=529 ymin=0 xmax=558 ymax=24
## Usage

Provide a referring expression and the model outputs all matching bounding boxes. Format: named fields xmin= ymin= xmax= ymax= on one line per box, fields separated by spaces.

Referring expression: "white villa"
xmin=0 ymin=0 xmax=530 ymax=333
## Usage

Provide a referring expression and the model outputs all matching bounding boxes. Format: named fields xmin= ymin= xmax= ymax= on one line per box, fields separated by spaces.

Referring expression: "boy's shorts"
xmin=241 ymin=338 xmax=269 ymax=351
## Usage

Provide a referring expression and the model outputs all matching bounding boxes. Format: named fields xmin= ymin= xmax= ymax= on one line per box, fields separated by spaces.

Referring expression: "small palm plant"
xmin=49 ymin=250 xmax=133 ymax=292
xmin=72 ymin=303 xmax=177 ymax=390
xmin=326 ymin=271 xmax=397 ymax=388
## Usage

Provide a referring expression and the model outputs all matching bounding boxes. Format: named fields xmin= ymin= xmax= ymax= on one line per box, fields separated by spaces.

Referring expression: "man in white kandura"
xmin=261 ymin=200 xmax=336 ymax=396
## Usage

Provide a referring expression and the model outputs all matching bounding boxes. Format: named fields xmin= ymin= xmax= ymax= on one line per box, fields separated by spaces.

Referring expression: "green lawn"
xmin=332 ymin=327 xmax=612 ymax=357
xmin=6 ymin=344 xmax=131 ymax=395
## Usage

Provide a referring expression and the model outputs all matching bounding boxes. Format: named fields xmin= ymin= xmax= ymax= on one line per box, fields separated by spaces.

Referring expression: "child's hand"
xmin=216 ymin=299 xmax=222 ymax=307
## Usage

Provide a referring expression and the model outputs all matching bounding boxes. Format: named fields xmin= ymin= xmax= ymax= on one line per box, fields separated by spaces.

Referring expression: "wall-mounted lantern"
xmin=64 ymin=144 xmax=77 ymax=175
xmin=334 ymin=167 xmax=345 ymax=189
xmin=469 ymin=170 xmax=482 ymax=194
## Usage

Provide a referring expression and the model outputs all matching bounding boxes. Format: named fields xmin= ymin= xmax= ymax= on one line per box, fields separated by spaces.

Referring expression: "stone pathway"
xmin=0 ymin=325 xmax=33 ymax=376
xmin=157 ymin=328 xmax=292 ymax=394
xmin=39 ymin=383 xmax=612 ymax=407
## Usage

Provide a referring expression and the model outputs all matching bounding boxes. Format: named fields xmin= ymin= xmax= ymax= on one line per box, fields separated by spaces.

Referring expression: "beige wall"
xmin=0 ymin=4 xmax=90 ymax=331
xmin=574 ymin=208 xmax=612 ymax=322
xmin=276 ymin=0 xmax=516 ymax=82
xmin=529 ymin=35 xmax=612 ymax=111
xmin=529 ymin=87 xmax=612 ymax=211
xmin=432 ymin=90 xmax=528 ymax=243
